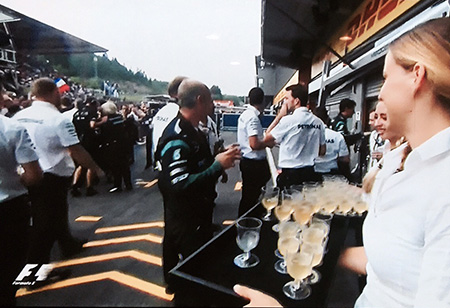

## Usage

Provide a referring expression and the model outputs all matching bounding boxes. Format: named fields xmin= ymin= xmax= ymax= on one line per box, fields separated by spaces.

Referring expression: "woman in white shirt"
xmin=234 ymin=17 xmax=450 ymax=307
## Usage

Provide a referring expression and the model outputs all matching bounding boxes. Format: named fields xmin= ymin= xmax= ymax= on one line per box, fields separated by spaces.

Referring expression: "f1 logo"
xmin=13 ymin=264 xmax=53 ymax=286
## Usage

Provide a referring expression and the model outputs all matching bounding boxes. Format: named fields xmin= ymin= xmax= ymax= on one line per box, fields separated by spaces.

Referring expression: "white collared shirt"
xmin=237 ymin=105 xmax=266 ymax=160
xmin=151 ymin=102 xmax=179 ymax=157
xmin=13 ymin=100 xmax=80 ymax=177
xmin=0 ymin=115 xmax=39 ymax=202
xmin=357 ymin=126 xmax=450 ymax=308
xmin=270 ymin=107 xmax=325 ymax=168
xmin=314 ymin=128 xmax=349 ymax=173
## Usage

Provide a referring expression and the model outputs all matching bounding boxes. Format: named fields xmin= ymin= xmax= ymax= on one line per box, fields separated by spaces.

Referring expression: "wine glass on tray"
xmin=234 ymin=217 xmax=262 ymax=268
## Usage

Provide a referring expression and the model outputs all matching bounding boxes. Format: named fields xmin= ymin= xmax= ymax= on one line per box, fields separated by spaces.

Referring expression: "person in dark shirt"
xmin=71 ymin=97 xmax=101 ymax=196
xmin=98 ymin=101 xmax=133 ymax=193
xmin=155 ymin=79 xmax=240 ymax=294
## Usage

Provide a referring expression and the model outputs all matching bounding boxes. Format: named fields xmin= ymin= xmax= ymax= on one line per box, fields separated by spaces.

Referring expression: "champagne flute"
xmin=293 ymin=200 xmax=314 ymax=226
xmin=234 ymin=217 xmax=262 ymax=268
xmin=301 ymin=241 xmax=325 ymax=284
xmin=274 ymin=236 xmax=300 ymax=274
xmin=272 ymin=190 xmax=295 ymax=232
xmin=261 ymin=186 xmax=280 ymax=221
xmin=353 ymin=199 xmax=368 ymax=215
xmin=275 ymin=221 xmax=301 ymax=258
xmin=283 ymin=248 xmax=313 ymax=300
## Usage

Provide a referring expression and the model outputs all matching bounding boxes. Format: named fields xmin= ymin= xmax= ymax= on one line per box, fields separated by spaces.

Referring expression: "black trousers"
xmin=27 ymin=173 xmax=79 ymax=264
xmin=163 ymin=213 xmax=213 ymax=289
xmin=0 ymin=195 xmax=30 ymax=306
xmin=276 ymin=166 xmax=321 ymax=190
xmin=238 ymin=158 xmax=271 ymax=217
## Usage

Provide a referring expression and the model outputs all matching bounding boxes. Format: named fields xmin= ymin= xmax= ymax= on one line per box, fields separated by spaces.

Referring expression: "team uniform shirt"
xmin=14 ymin=100 xmax=80 ymax=177
xmin=356 ymin=126 xmax=450 ymax=308
xmin=237 ymin=105 xmax=266 ymax=160
xmin=155 ymin=114 xmax=223 ymax=233
xmin=151 ymin=102 xmax=179 ymax=167
xmin=314 ymin=128 xmax=349 ymax=173
xmin=270 ymin=107 xmax=325 ymax=168
xmin=0 ymin=115 xmax=39 ymax=202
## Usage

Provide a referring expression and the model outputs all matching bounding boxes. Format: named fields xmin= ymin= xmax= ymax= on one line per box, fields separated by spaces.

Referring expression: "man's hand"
xmin=215 ymin=144 xmax=241 ymax=170
xmin=233 ymin=285 xmax=282 ymax=307
xmin=278 ymin=101 xmax=289 ymax=117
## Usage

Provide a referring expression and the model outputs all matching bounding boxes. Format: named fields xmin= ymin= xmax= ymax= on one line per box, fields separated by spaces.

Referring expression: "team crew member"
xmin=151 ymin=76 xmax=187 ymax=169
xmin=264 ymin=83 xmax=326 ymax=189
xmin=237 ymin=87 xmax=271 ymax=216
xmin=0 ymin=91 xmax=42 ymax=306
xmin=314 ymin=127 xmax=349 ymax=176
xmin=14 ymin=78 xmax=104 ymax=267
xmin=71 ymin=97 xmax=101 ymax=197
xmin=155 ymin=79 xmax=240 ymax=294
xmin=98 ymin=101 xmax=132 ymax=193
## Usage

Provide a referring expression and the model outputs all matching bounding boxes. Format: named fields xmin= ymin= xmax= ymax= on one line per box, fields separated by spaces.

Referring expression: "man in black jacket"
xmin=155 ymin=79 xmax=240 ymax=294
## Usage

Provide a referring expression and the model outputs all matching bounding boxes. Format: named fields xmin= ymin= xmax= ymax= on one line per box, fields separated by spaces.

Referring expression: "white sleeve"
xmin=14 ymin=123 xmax=39 ymax=164
xmin=57 ymin=117 xmax=80 ymax=147
xmin=245 ymin=115 xmax=261 ymax=137
xmin=270 ymin=117 xmax=289 ymax=143
xmin=319 ymin=122 xmax=326 ymax=145
xmin=414 ymin=196 xmax=450 ymax=307
xmin=338 ymin=134 xmax=349 ymax=157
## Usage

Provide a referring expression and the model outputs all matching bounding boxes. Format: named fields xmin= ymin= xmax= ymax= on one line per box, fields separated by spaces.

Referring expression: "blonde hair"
xmin=101 ymin=101 xmax=118 ymax=115
xmin=389 ymin=17 xmax=450 ymax=112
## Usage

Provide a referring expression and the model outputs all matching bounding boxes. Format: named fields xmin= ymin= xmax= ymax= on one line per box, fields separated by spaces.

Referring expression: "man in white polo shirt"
xmin=264 ymin=83 xmax=326 ymax=189
xmin=14 ymin=78 xmax=103 ymax=268
xmin=151 ymin=76 xmax=187 ymax=170
xmin=237 ymin=87 xmax=271 ymax=216
xmin=0 ymin=88 xmax=42 ymax=306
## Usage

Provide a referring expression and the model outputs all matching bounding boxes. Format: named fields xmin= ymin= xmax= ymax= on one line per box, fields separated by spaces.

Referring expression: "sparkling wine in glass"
xmin=272 ymin=190 xmax=295 ymax=232
xmin=261 ymin=186 xmax=280 ymax=221
xmin=283 ymin=249 xmax=313 ymax=300
xmin=234 ymin=217 xmax=262 ymax=268
xmin=275 ymin=236 xmax=300 ymax=274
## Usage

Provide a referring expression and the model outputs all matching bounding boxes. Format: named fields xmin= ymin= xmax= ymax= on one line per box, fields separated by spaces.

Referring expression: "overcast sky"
xmin=0 ymin=0 xmax=262 ymax=96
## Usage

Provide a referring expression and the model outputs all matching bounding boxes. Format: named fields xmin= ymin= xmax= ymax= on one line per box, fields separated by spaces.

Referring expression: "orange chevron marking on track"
xmin=144 ymin=179 xmax=158 ymax=188
xmin=135 ymin=179 xmax=158 ymax=188
xmin=95 ymin=221 xmax=164 ymax=234
xmin=83 ymin=234 xmax=163 ymax=248
xmin=15 ymin=271 xmax=174 ymax=301
xmin=234 ymin=181 xmax=242 ymax=191
xmin=222 ymin=220 xmax=235 ymax=225
xmin=75 ymin=216 xmax=103 ymax=222
xmin=53 ymin=250 xmax=162 ymax=268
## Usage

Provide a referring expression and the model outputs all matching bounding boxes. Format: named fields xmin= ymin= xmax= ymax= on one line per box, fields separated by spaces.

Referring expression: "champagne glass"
xmin=272 ymin=190 xmax=295 ymax=232
xmin=261 ymin=186 xmax=280 ymax=221
xmin=234 ymin=217 xmax=262 ymax=268
xmin=275 ymin=221 xmax=301 ymax=258
xmin=301 ymin=227 xmax=326 ymax=245
xmin=336 ymin=193 xmax=353 ymax=215
xmin=274 ymin=236 xmax=300 ymax=274
xmin=283 ymin=248 xmax=313 ymax=300
xmin=353 ymin=199 xmax=368 ymax=215
xmin=301 ymin=241 xmax=325 ymax=284
xmin=293 ymin=200 xmax=314 ymax=226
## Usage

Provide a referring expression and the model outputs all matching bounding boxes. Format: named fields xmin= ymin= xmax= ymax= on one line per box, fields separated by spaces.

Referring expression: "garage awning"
xmin=0 ymin=4 xmax=107 ymax=56
xmin=262 ymin=0 xmax=365 ymax=69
